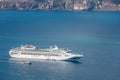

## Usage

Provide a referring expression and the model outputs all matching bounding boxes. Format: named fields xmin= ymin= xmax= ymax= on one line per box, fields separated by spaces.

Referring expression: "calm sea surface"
xmin=0 ymin=11 xmax=120 ymax=80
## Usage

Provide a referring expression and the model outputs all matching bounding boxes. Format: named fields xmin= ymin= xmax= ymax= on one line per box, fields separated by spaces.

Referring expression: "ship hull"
xmin=9 ymin=53 xmax=83 ymax=61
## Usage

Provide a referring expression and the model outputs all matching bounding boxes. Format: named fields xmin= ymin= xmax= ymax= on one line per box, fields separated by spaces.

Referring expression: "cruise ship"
xmin=9 ymin=45 xmax=83 ymax=61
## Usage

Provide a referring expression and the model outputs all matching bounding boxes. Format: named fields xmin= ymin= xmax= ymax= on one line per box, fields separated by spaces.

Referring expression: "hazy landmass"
xmin=0 ymin=0 xmax=120 ymax=11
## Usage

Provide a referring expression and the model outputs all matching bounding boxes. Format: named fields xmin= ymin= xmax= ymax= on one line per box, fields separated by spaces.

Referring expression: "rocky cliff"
xmin=0 ymin=0 xmax=120 ymax=11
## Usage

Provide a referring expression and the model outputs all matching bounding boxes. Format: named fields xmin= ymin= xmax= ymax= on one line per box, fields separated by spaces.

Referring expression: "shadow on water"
xmin=65 ymin=60 xmax=82 ymax=64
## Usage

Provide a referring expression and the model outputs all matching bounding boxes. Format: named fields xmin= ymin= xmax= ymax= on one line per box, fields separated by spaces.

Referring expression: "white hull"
xmin=9 ymin=53 xmax=83 ymax=61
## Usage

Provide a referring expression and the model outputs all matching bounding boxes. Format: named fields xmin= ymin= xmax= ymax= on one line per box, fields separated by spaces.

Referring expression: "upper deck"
xmin=11 ymin=44 xmax=72 ymax=54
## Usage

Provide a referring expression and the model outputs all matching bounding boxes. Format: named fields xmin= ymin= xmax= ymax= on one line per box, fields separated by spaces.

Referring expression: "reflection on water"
xmin=9 ymin=58 xmax=82 ymax=64
xmin=7 ymin=58 xmax=82 ymax=80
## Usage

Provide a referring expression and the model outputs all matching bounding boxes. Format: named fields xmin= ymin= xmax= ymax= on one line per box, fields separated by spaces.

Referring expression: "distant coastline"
xmin=0 ymin=0 xmax=120 ymax=11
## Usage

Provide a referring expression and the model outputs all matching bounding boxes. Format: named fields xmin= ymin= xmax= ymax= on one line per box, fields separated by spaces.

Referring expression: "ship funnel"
xmin=54 ymin=45 xmax=58 ymax=50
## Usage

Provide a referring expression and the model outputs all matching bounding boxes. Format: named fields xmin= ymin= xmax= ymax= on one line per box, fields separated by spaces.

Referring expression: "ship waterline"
xmin=9 ymin=45 xmax=83 ymax=61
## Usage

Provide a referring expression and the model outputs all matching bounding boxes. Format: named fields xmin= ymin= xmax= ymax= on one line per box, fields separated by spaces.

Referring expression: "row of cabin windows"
xmin=11 ymin=52 xmax=18 ymax=55
xmin=20 ymin=51 xmax=64 ymax=54
xmin=13 ymin=50 xmax=65 ymax=53
xmin=21 ymin=53 xmax=61 ymax=56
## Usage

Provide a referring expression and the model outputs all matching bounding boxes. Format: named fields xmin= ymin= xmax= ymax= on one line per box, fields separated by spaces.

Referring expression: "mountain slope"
xmin=0 ymin=0 xmax=120 ymax=11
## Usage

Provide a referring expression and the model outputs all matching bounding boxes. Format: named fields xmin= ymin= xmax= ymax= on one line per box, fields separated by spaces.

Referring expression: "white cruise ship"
xmin=9 ymin=45 xmax=83 ymax=61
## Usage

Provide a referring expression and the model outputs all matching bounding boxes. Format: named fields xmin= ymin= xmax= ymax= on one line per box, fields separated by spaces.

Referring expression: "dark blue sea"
xmin=0 ymin=11 xmax=120 ymax=80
